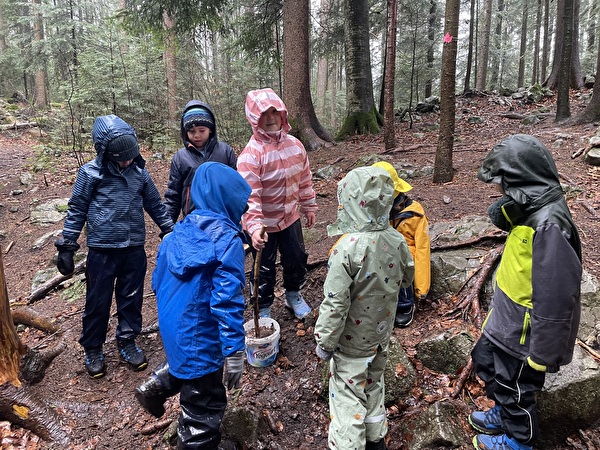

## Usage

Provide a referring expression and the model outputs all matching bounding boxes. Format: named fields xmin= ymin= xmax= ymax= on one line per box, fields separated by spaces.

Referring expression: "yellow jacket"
xmin=390 ymin=197 xmax=430 ymax=298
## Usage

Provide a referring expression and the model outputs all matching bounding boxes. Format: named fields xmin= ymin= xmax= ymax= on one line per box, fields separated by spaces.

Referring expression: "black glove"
xmin=159 ymin=226 xmax=174 ymax=240
xmin=224 ymin=351 xmax=244 ymax=390
xmin=55 ymin=238 xmax=80 ymax=276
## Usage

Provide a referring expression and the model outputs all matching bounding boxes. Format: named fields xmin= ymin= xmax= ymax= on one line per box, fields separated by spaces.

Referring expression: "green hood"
xmin=327 ymin=166 xmax=394 ymax=236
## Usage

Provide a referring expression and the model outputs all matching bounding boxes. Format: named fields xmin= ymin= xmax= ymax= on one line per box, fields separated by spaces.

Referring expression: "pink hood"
xmin=244 ymin=88 xmax=292 ymax=139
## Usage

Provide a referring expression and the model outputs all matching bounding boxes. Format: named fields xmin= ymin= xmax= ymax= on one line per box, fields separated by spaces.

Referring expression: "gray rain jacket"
xmin=478 ymin=134 xmax=582 ymax=373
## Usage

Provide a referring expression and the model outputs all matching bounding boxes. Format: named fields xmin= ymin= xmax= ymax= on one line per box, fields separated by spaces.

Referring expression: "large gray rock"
xmin=385 ymin=336 xmax=417 ymax=404
xmin=416 ymin=331 xmax=474 ymax=375
xmin=29 ymin=198 xmax=69 ymax=225
xmin=399 ymin=400 xmax=470 ymax=449
xmin=537 ymin=345 xmax=600 ymax=446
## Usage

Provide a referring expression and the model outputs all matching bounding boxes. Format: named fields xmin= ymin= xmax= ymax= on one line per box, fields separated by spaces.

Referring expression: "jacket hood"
xmin=191 ymin=162 xmax=251 ymax=226
xmin=327 ymin=166 xmax=394 ymax=236
xmin=372 ymin=161 xmax=413 ymax=197
xmin=244 ymin=88 xmax=291 ymax=139
xmin=92 ymin=115 xmax=144 ymax=166
xmin=478 ymin=134 xmax=563 ymax=212
xmin=179 ymin=100 xmax=218 ymax=148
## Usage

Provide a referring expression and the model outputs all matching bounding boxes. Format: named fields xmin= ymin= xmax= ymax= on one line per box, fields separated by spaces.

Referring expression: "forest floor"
xmin=1 ymin=91 xmax=600 ymax=450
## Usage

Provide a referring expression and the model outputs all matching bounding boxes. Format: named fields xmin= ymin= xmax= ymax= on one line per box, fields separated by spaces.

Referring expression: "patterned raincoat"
xmin=315 ymin=166 xmax=414 ymax=449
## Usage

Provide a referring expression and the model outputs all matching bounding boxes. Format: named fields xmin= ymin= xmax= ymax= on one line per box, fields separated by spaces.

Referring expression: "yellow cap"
xmin=372 ymin=161 xmax=413 ymax=196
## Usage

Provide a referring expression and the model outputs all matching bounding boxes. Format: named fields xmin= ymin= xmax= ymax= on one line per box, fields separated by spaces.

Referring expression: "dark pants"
xmin=471 ymin=335 xmax=546 ymax=444
xmin=178 ymin=368 xmax=227 ymax=450
xmin=79 ymin=246 xmax=147 ymax=349
xmin=249 ymin=220 xmax=308 ymax=309
xmin=397 ymin=285 xmax=414 ymax=311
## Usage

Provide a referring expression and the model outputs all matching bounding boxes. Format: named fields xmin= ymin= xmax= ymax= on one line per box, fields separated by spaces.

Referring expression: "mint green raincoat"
xmin=315 ymin=166 xmax=414 ymax=450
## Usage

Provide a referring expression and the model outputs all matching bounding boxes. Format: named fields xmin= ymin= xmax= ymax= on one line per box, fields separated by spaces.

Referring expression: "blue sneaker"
xmin=284 ymin=291 xmax=311 ymax=319
xmin=469 ymin=405 xmax=503 ymax=434
xmin=472 ymin=434 xmax=532 ymax=450
xmin=258 ymin=306 xmax=271 ymax=319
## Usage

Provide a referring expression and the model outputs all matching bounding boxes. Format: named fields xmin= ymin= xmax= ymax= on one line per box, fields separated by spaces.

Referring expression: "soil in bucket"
xmin=244 ymin=317 xmax=281 ymax=368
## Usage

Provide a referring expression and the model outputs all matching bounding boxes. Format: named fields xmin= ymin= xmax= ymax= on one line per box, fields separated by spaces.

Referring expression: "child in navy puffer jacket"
xmin=55 ymin=115 xmax=173 ymax=379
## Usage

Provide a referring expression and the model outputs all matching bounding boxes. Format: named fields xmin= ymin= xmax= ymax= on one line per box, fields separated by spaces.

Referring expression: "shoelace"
xmin=120 ymin=341 xmax=141 ymax=358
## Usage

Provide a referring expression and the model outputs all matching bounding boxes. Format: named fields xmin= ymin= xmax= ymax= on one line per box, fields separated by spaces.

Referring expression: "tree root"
xmin=0 ymin=383 xmax=70 ymax=445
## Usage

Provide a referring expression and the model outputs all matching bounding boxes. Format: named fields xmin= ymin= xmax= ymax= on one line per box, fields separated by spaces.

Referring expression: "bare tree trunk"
xmin=282 ymin=0 xmax=333 ymax=151
xmin=383 ymin=0 xmax=398 ymax=150
xmin=338 ymin=0 xmax=380 ymax=139
xmin=425 ymin=0 xmax=437 ymax=98
xmin=163 ymin=12 xmax=178 ymax=132
xmin=0 ymin=252 xmax=25 ymax=387
xmin=532 ymin=0 xmax=542 ymax=84
xmin=489 ymin=0 xmax=504 ymax=90
xmin=475 ymin=0 xmax=492 ymax=91
xmin=32 ymin=0 xmax=47 ymax=108
xmin=545 ymin=0 xmax=583 ymax=89
xmin=463 ymin=0 xmax=475 ymax=93
xmin=517 ymin=0 xmax=528 ymax=88
xmin=574 ymin=32 xmax=600 ymax=123
xmin=555 ymin=0 xmax=573 ymax=121
xmin=541 ymin=0 xmax=550 ymax=81
xmin=433 ymin=0 xmax=459 ymax=183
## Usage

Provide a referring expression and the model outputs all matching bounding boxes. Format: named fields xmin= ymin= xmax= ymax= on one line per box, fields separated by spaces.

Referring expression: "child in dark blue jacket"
xmin=55 ymin=115 xmax=173 ymax=379
xmin=164 ymin=100 xmax=237 ymax=224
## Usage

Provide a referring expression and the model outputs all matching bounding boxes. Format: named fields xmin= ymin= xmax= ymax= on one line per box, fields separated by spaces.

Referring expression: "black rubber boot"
xmin=134 ymin=360 xmax=181 ymax=418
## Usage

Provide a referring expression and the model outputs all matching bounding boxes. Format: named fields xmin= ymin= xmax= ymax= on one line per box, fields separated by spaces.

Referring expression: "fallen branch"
xmin=140 ymin=418 xmax=173 ymax=435
xmin=0 ymin=122 xmax=39 ymax=131
xmin=28 ymin=260 xmax=86 ymax=304
xmin=576 ymin=339 xmax=600 ymax=362
xmin=571 ymin=147 xmax=588 ymax=159
xmin=431 ymin=231 xmax=506 ymax=251
xmin=575 ymin=199 xmax=599 ymax=219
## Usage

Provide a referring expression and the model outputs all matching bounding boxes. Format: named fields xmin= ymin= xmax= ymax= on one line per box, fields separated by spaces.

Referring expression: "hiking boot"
xmin=117 ymin=338 xmax=148 ymax=371
xmin=85 ymin=347 xmax=106 ymax=379
xmin=472 ymin=434 xmax=532 ymax=450
xmin=469 ymin=405 xmax=503 ymax=435
xmin=284 ymin=291 xmax=311 ymax=319
xmin=395 ymin=305 xmax=415 ymax=328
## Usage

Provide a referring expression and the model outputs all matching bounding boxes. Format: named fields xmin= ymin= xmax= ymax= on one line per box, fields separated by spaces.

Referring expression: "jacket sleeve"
xmin=412 ymin=215 xmax=431 ymax=297
xmin=238 ymin=146 xmax=265 ymax=237
xmin=211 ymin=236 xmax=247 ymax=357
xmin=296 ymin=143 xmax=317 ymax=213
xmin=164 ymin=154 xmax=184 ymax=224
xmin=314 ymin=239 xmax=354 ymax=351
xmin=529 ymin=223 xmax=582 ymax=371
xmin=142 ymin=170 xmax=174 ymax=233
xmin=62 ymin=166 xmax=95 ymax=243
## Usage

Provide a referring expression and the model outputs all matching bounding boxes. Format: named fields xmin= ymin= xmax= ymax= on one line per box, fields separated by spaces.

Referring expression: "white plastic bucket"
xmin=244 ymin=317 xmax=280 ymax=367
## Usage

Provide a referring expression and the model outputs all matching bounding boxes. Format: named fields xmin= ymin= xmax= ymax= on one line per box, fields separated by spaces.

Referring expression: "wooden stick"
xmin=252 ymin=226 xmax=266 ymax=338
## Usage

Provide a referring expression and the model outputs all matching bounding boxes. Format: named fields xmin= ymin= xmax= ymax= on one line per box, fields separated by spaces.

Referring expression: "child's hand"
xmin=251 ymin=229 xmax=268 ymax=249
xmin=305 ymin=211 xmax=316 ymax=228
xmin=315 ymin=344 xmax=333 ymax=361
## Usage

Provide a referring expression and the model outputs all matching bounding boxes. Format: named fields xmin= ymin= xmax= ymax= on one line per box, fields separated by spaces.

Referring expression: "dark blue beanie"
xmin=183 ymin=107 xmax=215 ymax=132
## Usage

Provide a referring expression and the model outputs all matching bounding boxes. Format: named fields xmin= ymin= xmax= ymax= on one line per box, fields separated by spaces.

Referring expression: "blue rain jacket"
xmin=153 ymin=162 xmax=251 ymax=379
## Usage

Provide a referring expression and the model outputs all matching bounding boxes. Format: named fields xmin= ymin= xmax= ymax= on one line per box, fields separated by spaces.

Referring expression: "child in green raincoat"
xmin=314 ymin=165 xmax=414 ymax=450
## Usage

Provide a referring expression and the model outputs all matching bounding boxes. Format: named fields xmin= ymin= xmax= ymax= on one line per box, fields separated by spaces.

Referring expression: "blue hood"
xmin=92 ymin=114 xmax=144 ymax=167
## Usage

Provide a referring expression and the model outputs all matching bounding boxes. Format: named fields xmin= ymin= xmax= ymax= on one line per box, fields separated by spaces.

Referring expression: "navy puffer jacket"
xmin=164 ymin=100 xmax=237 ymax=223
xmin=62 ymin=115 xmax=173 ymax=248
